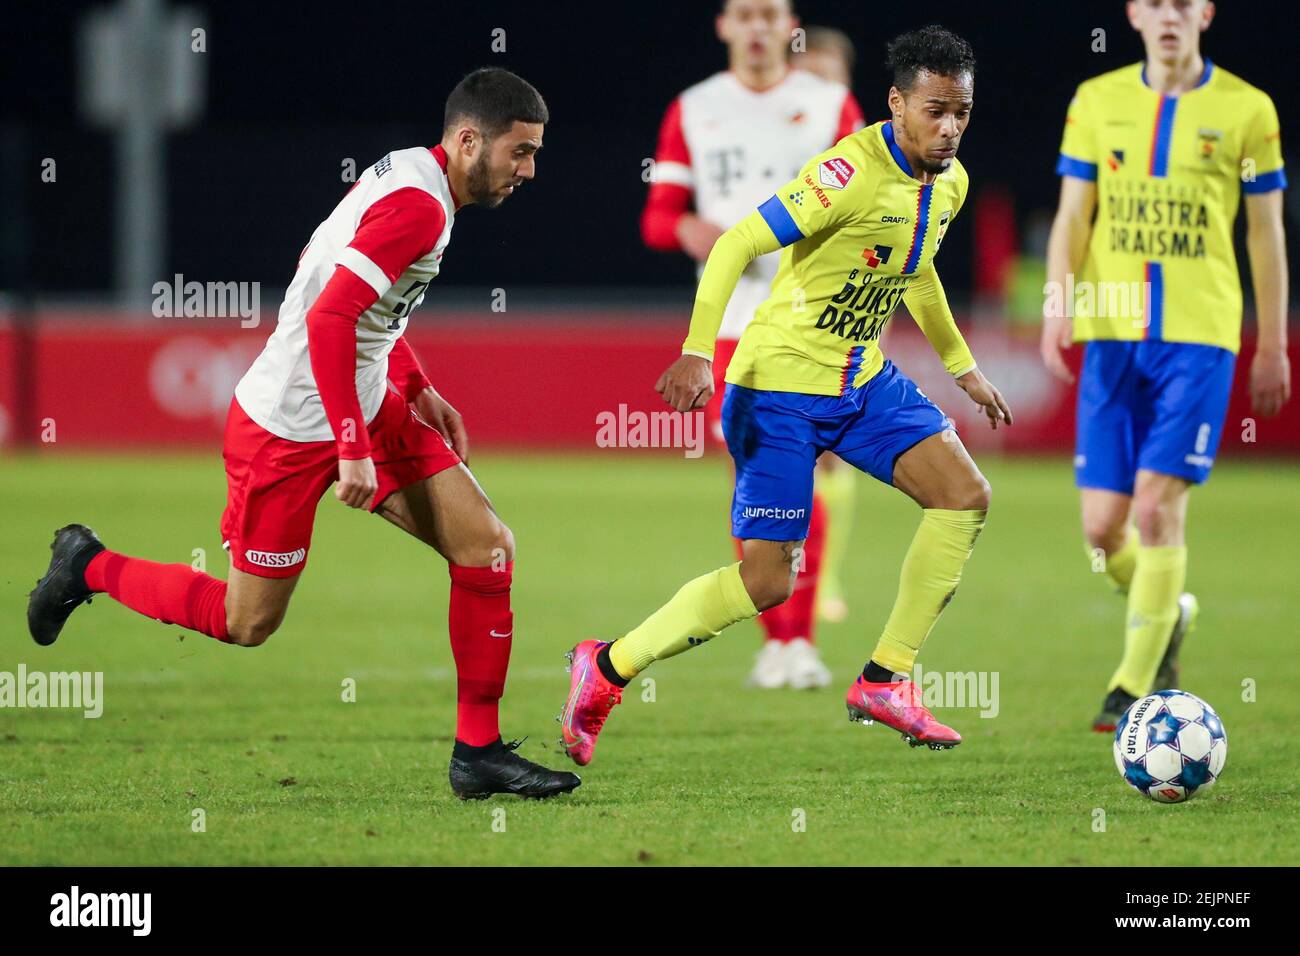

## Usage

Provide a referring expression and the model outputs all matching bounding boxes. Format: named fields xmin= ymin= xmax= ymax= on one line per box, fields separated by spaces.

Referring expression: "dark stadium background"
xmin=4 ymin=0 xmax=1296 ymax=300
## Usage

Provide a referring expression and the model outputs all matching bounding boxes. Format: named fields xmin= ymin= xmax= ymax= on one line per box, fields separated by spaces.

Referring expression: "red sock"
xmin=84 ymin=551 xmax=229 ymax=641
xmin=448 ymin=562 xmax=514 ymax=747
xmin=782 ymin=492 xmax=827 ymax=644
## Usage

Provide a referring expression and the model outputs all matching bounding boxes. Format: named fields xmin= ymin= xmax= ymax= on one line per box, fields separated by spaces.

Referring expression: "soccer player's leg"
xmin=1074 ymin=340 xmax=1148 ymax=727
xmin=558 ymin=385 xmax=814 ymax=765
xmin=779 ymin=492 xmax=833 ymax=689
xmin=709 ymin=339 xmax=816 ymax=688
xmin=1087 ymin=342 xmax=1229 ymax=729
xmin=27 ymin=399 xmax=321 ymax=648
xmin=835 ymin=362 xmax=988 ymax=749
xmin=1075 ymin=341 xmax=1140 ymax=579
xmin=369 ymin=392 xmax=578 ymax=799
xmin=1110 ymin=344 xmax=1232 ymax=698
xmin=814 ymin=453 xmax=856 ymax=623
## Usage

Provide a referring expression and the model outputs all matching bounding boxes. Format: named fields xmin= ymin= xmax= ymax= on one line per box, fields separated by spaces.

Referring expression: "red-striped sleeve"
xmin=655 ymin=96 xmax=691 ymax=166
xmin=641 ymin=97 xmax=694 ymax=252
xmin=387 ymin=335 xmax=432 ymax=402
xmin=306 ymin=266 xmax=382 ymax=459
xmin=834 ymin=91 xmax=865 ymax=142
xmin=337 ymin=187 xmax=446 ymax=295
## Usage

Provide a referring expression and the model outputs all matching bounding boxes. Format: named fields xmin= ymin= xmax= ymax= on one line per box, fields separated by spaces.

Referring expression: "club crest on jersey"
xmin=935 ymin=210 xmax=952 ymax=249
xmin=1107 ymin=149 xmax=1124 ymax=172
xmin=819 ymin=157 xmax=855 ymax=190
xmin=861 ymin=245 xmax=893 ymax=269
xmin=1197 ymin=128 xmax=1222 ymax=160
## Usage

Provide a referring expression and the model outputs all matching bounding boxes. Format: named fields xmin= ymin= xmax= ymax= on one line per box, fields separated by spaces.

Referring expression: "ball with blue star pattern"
xmin=1112 ymin=690 xmax=1227 ymax=803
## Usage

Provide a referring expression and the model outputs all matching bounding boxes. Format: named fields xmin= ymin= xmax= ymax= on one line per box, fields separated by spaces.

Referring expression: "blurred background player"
xmin=640 ymin=0 xmax=863 ymax=688
xmin=1042 ymin=0 xmax=1290 ymax=730
xmin=794 ymin=24 xmax=855 ymax=87
xmin=27 ymin=68 xmax=581 ymax=801
xmin=794 ymin=24 xmax=865 ymax=627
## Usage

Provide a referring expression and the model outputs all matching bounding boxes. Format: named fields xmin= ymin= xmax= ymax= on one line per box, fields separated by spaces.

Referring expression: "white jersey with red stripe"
xmin=655 ymin=69 xmax=863 ymax=340
xmin=235 ymin=146 xmax=455 ymax=443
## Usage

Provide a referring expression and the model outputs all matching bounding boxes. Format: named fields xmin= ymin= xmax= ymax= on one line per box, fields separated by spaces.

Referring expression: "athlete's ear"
xmin=1200 ymin=1 xmax=1215 ymax=31
xmin=454 ymin=125 xmax=478 ymax=158
xmin=887 ymin=86 xmax=904 ymax=122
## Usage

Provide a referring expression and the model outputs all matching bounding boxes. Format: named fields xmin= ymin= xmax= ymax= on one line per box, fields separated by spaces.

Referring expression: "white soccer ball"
xmin=1113 ymin=690 xmax=1227 ymax=803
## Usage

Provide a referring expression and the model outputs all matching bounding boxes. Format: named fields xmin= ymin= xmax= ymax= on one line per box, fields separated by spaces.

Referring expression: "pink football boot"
xmin=846 ymin=675 xmax=962 ymax=750
xmin=559 ymin=640 xmax=623 ymax=766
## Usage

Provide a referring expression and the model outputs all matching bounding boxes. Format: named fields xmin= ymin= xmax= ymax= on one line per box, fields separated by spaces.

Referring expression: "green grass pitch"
xmin=1 ymin=452 xmax=1297 ymax=866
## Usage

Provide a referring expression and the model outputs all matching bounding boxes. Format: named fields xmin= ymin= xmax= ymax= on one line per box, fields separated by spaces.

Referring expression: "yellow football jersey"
xmin=1057 ymin=61 xmax=1286 ymax=353
xmin=683 ymin=120 xmax=974 ymax=396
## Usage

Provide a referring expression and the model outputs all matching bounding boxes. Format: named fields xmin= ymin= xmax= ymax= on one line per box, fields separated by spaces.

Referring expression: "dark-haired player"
xmin=28 ymin=68 xmax=580 ymax=800
xmin=563 ymin=26 xmax=1013 ymax=765
xmin=1042 ymin=0 xmax=1290 ymax=731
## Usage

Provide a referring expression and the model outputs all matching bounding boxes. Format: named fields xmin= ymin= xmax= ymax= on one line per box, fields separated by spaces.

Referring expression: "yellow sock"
xmin=1086 ymin=525 xmax=1138 ymax=593
xmin=870 ymin=509 xmax=986 ymax=674
xmin=1109 ymin=545 xmax=1186 ymax=697
xmin=815 ymin=465 xmax=857 ymax=606
xmin=609 ymin=563 xmax=758 ymax=679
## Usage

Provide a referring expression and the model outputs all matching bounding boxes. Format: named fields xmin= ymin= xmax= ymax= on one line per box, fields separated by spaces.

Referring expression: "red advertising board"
xmin=2 ymin=310 xmax=1298 ymax=457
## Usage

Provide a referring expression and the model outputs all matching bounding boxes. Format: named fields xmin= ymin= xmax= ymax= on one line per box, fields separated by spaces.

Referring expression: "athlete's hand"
xmin=1040 ymin=312 xmax=1075 ymax=383
xmin=337 ymin=456 xmax=378 ymax=509
xmin=414 ymin=386 xmax=469 ymax=462
xmin=1250 ymin=345 xmax=1291 ymax=417
xmin=956 ymin=368 xmax=1014 ymax=430
xmin=676 ymin=215 xmax=726 ymax=263
xmin=655 ymin=354 xmax=714 ymax=412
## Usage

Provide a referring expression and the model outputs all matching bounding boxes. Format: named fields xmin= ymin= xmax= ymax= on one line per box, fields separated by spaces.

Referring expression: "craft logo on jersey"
xmin=861 ymin=244 xmax=892 ymax=269
xmin=818 ymin=157 xmax=855 ymax=190
xmin=1107 ymin=149 xmax=1125 ymax=172
xmin=1197 ymin=128 xmax=1222 ymax=160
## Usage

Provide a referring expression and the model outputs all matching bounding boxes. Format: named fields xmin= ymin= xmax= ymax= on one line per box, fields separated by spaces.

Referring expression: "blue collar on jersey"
xmin=1140 ymin=58 xmax=1213 ymax=93
xmin=881 ymin=121 xmax=914 ymax=178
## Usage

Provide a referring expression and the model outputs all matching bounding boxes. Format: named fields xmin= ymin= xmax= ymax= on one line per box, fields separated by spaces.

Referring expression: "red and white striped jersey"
xmin=646 ymin=69 xmax=863 ymax=339
xmin=235 ymin=146 xmax=455 ymax=443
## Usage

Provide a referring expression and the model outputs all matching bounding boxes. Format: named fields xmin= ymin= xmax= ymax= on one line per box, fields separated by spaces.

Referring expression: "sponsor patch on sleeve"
xmin=818 ymin=157 xmax=855 ymax=190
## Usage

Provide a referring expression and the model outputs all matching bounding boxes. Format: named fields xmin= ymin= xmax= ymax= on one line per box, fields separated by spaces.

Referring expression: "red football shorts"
xmin=705 ymin=337 xmax=740 ymax=446
xmin=220 ymin=388 xmax=460 ymax=578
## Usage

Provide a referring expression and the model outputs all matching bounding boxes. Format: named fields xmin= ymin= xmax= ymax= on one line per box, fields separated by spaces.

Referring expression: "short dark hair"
xmin=885 ymin=25 xmax=975 ymax=93
xmin=443 ymin=68 xmax=548 ymax=139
